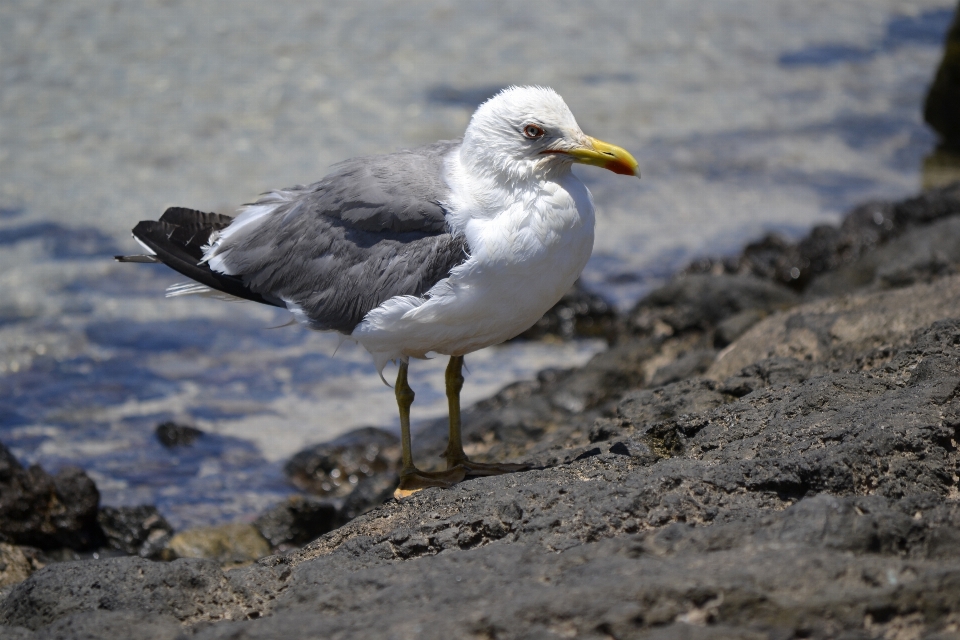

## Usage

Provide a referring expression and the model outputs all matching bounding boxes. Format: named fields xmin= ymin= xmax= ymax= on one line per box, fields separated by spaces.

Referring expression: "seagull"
xmin=117 ymin=86 xmax=640 ymax=496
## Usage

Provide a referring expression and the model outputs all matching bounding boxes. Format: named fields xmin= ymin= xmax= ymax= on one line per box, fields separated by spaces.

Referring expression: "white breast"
xmin=352 ymin=167 xmax=595 ymax=373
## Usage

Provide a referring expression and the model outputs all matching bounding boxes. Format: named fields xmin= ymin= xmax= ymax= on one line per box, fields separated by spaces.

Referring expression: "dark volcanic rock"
xmin=630 ymin=273 xmax=798 ymax=338
xmin=517 ymin=280 xmax=618 ymax=342
xmin=285 ymin=426 xmax=400 ymax=503
xmin=686 ymin=183 xmax=960 ymax=290
xmin=0 ymin=444 xmax=101 ymax=550
xmin=155 ymin=421 xmax=202 ymax=447
xmin=254 ymin=496 xmax=338 ymax=551
xmin=925 ymin=2 xmax=960 ymax=148
xmin=0 ymin=555 xmax=284 ymax=630
xmin=97 ymin=505 xmax=174 ymax=557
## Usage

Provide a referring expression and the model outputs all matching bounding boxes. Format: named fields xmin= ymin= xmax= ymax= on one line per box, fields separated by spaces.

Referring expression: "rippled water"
xmin=0 ymin=1 xmax=954 ymax=528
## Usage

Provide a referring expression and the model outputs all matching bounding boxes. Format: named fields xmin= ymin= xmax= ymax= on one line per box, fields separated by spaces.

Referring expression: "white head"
xmin=460 ymin=86 xmax=640 ymax=185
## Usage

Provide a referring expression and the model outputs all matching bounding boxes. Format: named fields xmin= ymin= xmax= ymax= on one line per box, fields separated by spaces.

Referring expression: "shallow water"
xmin=0 ymin=1 xmax=954 ymax=528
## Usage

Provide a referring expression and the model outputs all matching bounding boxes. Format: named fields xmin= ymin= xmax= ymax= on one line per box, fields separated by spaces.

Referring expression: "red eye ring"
xmin=523 ymin=124 xmax=545 ymax=139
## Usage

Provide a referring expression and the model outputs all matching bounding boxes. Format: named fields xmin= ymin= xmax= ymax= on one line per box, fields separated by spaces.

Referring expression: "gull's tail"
xmin=115 ymin=207 xmax=284 ymax=308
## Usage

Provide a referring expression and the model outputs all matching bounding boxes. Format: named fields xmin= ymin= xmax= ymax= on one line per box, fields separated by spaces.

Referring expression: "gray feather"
xmin=288 ymin=139 xmax=459 ymax=233
xmin=215 ymin=139 xmax=468 ymax=333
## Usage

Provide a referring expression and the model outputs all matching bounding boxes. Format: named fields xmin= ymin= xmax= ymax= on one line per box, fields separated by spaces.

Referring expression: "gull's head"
xmin=461 ymin=86 xmax=640 ymax=183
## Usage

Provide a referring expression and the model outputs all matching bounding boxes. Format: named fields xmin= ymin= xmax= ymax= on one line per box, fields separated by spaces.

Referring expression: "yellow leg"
xmin=443 ymin=356 xmax=529 ymax=477
xmin=394 ymin=360 xmax=465 ymax=498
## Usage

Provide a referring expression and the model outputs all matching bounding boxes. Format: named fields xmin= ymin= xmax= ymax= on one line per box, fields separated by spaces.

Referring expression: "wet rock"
xmin=285 ymin=426 xmax=400 ymax=499
xmin=97 ymin=505 xmax=174 ymax=558
xmin=517 ymin=280 xmax=618 ymax=342
xmin=254 ymin=496 xmax=338 ymax=551
xmin=155 ymin=421 xmax=202 ymax=447
xmin=167 ymin=523 xmax=271 ymax=567
xmin=0 ymin=444 xmax=101 ymax=550
xmin=924 ymin=3 xmax=960 ymax=148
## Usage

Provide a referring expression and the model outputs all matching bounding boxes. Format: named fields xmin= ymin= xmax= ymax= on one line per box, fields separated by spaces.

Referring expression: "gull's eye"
xmin=522 ymin=124 xmax=545 ymax=140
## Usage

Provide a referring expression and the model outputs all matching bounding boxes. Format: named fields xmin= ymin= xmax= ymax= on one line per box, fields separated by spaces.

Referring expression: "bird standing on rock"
xmin=117 ymin=86 xmax=640 ymax=496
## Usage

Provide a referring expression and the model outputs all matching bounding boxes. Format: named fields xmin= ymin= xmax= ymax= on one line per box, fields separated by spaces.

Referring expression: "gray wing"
xmin=213 ymin=139 xmax=468 ymax=333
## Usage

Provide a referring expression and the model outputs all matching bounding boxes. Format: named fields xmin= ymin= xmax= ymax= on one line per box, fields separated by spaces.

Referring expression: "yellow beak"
xmin=555 ymin=136 xmax=641 ymax=178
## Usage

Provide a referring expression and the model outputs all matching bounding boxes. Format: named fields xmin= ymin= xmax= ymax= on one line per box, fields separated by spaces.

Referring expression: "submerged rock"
xmin=155 ymin=421 xmax=203 ymax=448
xmin=0 ymin=444 xmax=101 ymax=550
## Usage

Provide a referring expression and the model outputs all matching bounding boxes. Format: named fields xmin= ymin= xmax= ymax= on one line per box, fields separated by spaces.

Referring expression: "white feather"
xmin=352 ymin=87 xmax=596 ymax=374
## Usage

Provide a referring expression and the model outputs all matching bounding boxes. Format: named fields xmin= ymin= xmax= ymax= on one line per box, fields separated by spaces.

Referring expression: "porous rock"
xmin=0 ymin=555 xmax=278 ymax=630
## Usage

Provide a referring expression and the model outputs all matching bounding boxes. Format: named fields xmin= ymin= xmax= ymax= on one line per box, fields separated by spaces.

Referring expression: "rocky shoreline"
xmin=1 ymin=182 xmax=959 ymax=638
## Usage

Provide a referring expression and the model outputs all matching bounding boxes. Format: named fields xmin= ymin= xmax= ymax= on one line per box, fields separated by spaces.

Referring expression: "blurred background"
xmin=0 ymin=0 xmax=955 ymax=528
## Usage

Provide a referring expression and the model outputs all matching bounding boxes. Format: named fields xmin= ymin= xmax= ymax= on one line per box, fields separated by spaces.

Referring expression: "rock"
xmin=924 ymin=3 xmax=960 ymax=148
xmin=629 ymin=273 xmax=798 ymax=338
xmin=1 ymin=312 xmax=959 ymax=639
xmin=97 ymin=505 xmax=174 ymax=558
xmin=0 ymin=444 xmax=102 ymax=550
xmin=254 ymin=496 xmax=338 ymax=551
xmin=285 ymin=427 xmax=400 ymax=500
xmin=0 ymin=544 xmax=42 ymax=590
xmin=167 ymin=523 xmax=271 ymax=567
xmin=686 ymin=183 xmax=960 ymax=290
xmin=0 ymin=556 xmax=260 ymax=630
xmin=22 ymin=611 xmax=182 ymax=640
xmin=517 ymin=280 xmax=618 ymax=342
xmin=155 ymin=421 xmax=203 ymax=447
xmin=805 ymin=214 xmax=960 ymax=297
xmin=707 ymin=272 xmax=960 ymax=381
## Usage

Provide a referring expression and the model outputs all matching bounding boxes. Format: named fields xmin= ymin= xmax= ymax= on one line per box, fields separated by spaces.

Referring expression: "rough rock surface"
xmin=0 ymin=444 xmax=101 ymax=550
xmin=3 ymin=316 xmax=960 ymax=637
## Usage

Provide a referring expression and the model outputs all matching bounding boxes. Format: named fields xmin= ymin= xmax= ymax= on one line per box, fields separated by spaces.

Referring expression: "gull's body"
xmin=119 ymin=86 xmax=639 ymax=494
